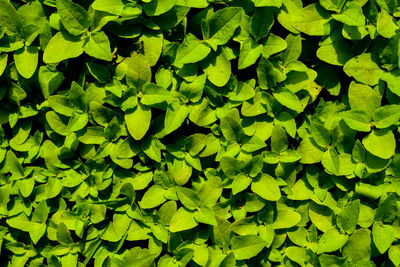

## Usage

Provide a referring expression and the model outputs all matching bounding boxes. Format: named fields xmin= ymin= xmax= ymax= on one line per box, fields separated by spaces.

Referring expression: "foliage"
xmin=0 ymin=0 xmax=400 ymax=266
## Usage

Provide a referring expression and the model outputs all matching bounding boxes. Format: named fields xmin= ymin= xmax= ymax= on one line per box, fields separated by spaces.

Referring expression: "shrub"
xmin=0 ymin=0 xmax=399 ymax=266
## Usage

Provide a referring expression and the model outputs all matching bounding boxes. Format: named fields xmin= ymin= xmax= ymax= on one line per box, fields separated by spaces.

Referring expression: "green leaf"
xmin=48 ymin=95 xmax=73 ymax=116
xmin=342 ymin=25 xmax=369 ymax=41
xmin=155 ymin=67 xmax=173 ymax=88
xmin=337 ymin=200 xmax=360 ymax=234
xmin=352 ymin=140 xmax=366 ymax=163
xmin=220 ymin=157 xmax=245 ymax=178
xmin=176 ymin=187 xmax=201 ymax=210
xmin=125 ymin=53 xmax=152 ymax=89
xmin=0 ymin=0 xmax=23 ymax=34
xmin=252 ymin=0 xmax=282 ymax=7
xmin=285 ymin=246 xmax=312 ymax=266
xmin=179 ymin=74 xmax=206 ymax=102
xmin=297 ymin=137 xmax=324 ymax=164
xmin=272 ymin=207 xmax=301 ymax=229
xmin=169 ymin=207 xmax=198 ymax=232
xmin=92 ymin=0 xmax=125 ymax=15
xmin=125 ymin=102 xmax=152 ymax=140
xmin=194 ymin=205 xmax=217 ymax=225
xmin=377 ymin=10 xmax=398 ymax=39
xmin=317 ymin=228 xmax=348 ymax=254
xmin=241 ymin=92 xmax=269 ymax=116
xmin=373 ymin=104 xmax=400 ymax=129
xmin=341 ymin=110 xmax=371 ymax=132
xmin=381 ymin=70 xmax=400 ymax=97
xmin=56 ymin=0 xmax=91 ymax=36
xmin=291 ymin=3 xmax=331 ymax=36
xmin=271 ymin=124 xmax=288 ymax=153
xmin=38 ymin=66 xmax=65 ymax=98
xmin=244 ymin=155 xmax=263 ymax=177
xmin=375 ymin=0 xmax=397 ymax=12
xmin=141 ymin=137 xmax=162 ymax=163
xmin=56 ymin=223 xmax=73 ymax=245
xmin=141 ymin=31 xmax=164 ymax=66
xmin=198 ymin=176 xmax=223 ymax=206
xmin=143 ymin=0 xmax=177 ymax=16
xmin=348 ymin=81 xmax=381 ymax=114
xmin=273 ymin=87 xmax=303 ymax=112
xmin=0 ymin=53 xmax=7 ymax=77
xmin=321 ymin=255 xmax=346 ymax=267
xmin=83 ymin=31 xmax=112 ymax=61
xmin=251 ymin=174 xmax=281 ymax=201
xmin=6 ymin=213 xmax=31 ymax=232
xmin=67 ymin=112 xmax=88 ymax=133
xmin=43 ymin=32 xmax=84 ymax=63
xmin=238 ymin=39 xmax=263 ymax=70
xmin=280 ymin=34 xmax=302 ymax=65
xmin=220 ymin=115 xmax=244 ymax=143
xmin=174 ymin=34 xmax=211 ymax=65
xmin=331 ymin=2 xmax=365 ymax=26
xmin=342 ymin=229 xmax=371 ymax=263
xmin=262 ymin=34 xmax=287 ymax=58
xmin=372 ymin=222 xmax=394 ymax=254
xmin=29 ymin=223 xmax=46 ymax=244
xmin=201 ymin=50 xmax=231 ymax=87
xmin=250 ymin=7 xmax=274 ymax=41
xmin=204 ymin=7 xmax=242 ymax=47
xmin=192 ymin=244 xmax=209 ymax=266
xmin=152 ymin=6 xmax=190 ymax=31
xmin=140 ymin=185 xmax=167 ymax=209
xmin=14 ymin=46 xmax=38 ymax=79
xmin=86 ymin=62 xmax=110 ymax=83
xmin=5 ymin=151 xmax=24 ymax=177
xmin=164 ymin=102 xmax=189 ymax=135
xmin=319 ymin=0 xmax=345 ymax=11
xmin=231 ymin=235 xmax=267 ymax=260
xmin=122 ymin=247 xmax=157 ymax=266
xmin=69 ymin=81 xmax=87 ymax=111
xmin=389 ymin=245 xmax=400 ymax=266
xmin=308 ymin=202 xmax=334 ymax=232
xmin=310 ymin=121 xmax=330 ymax=148
xmin=257 ymin=57 xmax=278 ymax=89
xmin=287 ymin=178 xmax=313 ymax=200
xmin=232 ymin=173 xmax=252 ymax=195
xmin=185 ymin=133 xmax=207 ymax=156
xmin=17 ymin=179 xmax=35 ymax=198
xmin=90 ymin=101 xmax=114 ymax=126
xmin=362 ymin=129 xmax=396 ymax=159
xmin=375 ymin=193 xmax=398 ymax=223
xmin=343 ymin=53 xmax=384 ymax=86
xmin=275 ymin=111 xmax=297 ymax=138
xmin=316 ymin=40 xmax=353 ymax=66
xmin=141 ymin=83 xmax=172 ymax=106
xmin=321 ymin=148 xmax=340 ymax=175
xmin=46 ymin=111 xmax=68 ymax=136
xmin=188 ymin=99 xmax=217 ymax=126
xmin=316 ymin=65 xmax=340 ymax=96
xmin=285 ymin=64 xmax=317 ymax=93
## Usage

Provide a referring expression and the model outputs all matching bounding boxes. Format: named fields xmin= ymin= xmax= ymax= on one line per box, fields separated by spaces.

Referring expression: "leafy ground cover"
xmin=0 ymin=0 xmax=400 ymax=266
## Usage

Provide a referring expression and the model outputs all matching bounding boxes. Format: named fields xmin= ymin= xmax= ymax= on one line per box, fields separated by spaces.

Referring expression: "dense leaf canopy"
xmin=0 ymin=0 xmax=400 ymax=266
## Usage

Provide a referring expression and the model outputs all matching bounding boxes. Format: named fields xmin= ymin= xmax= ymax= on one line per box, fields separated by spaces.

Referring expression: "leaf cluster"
xmin=1 ymin=0 xmax=400 ymax=266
